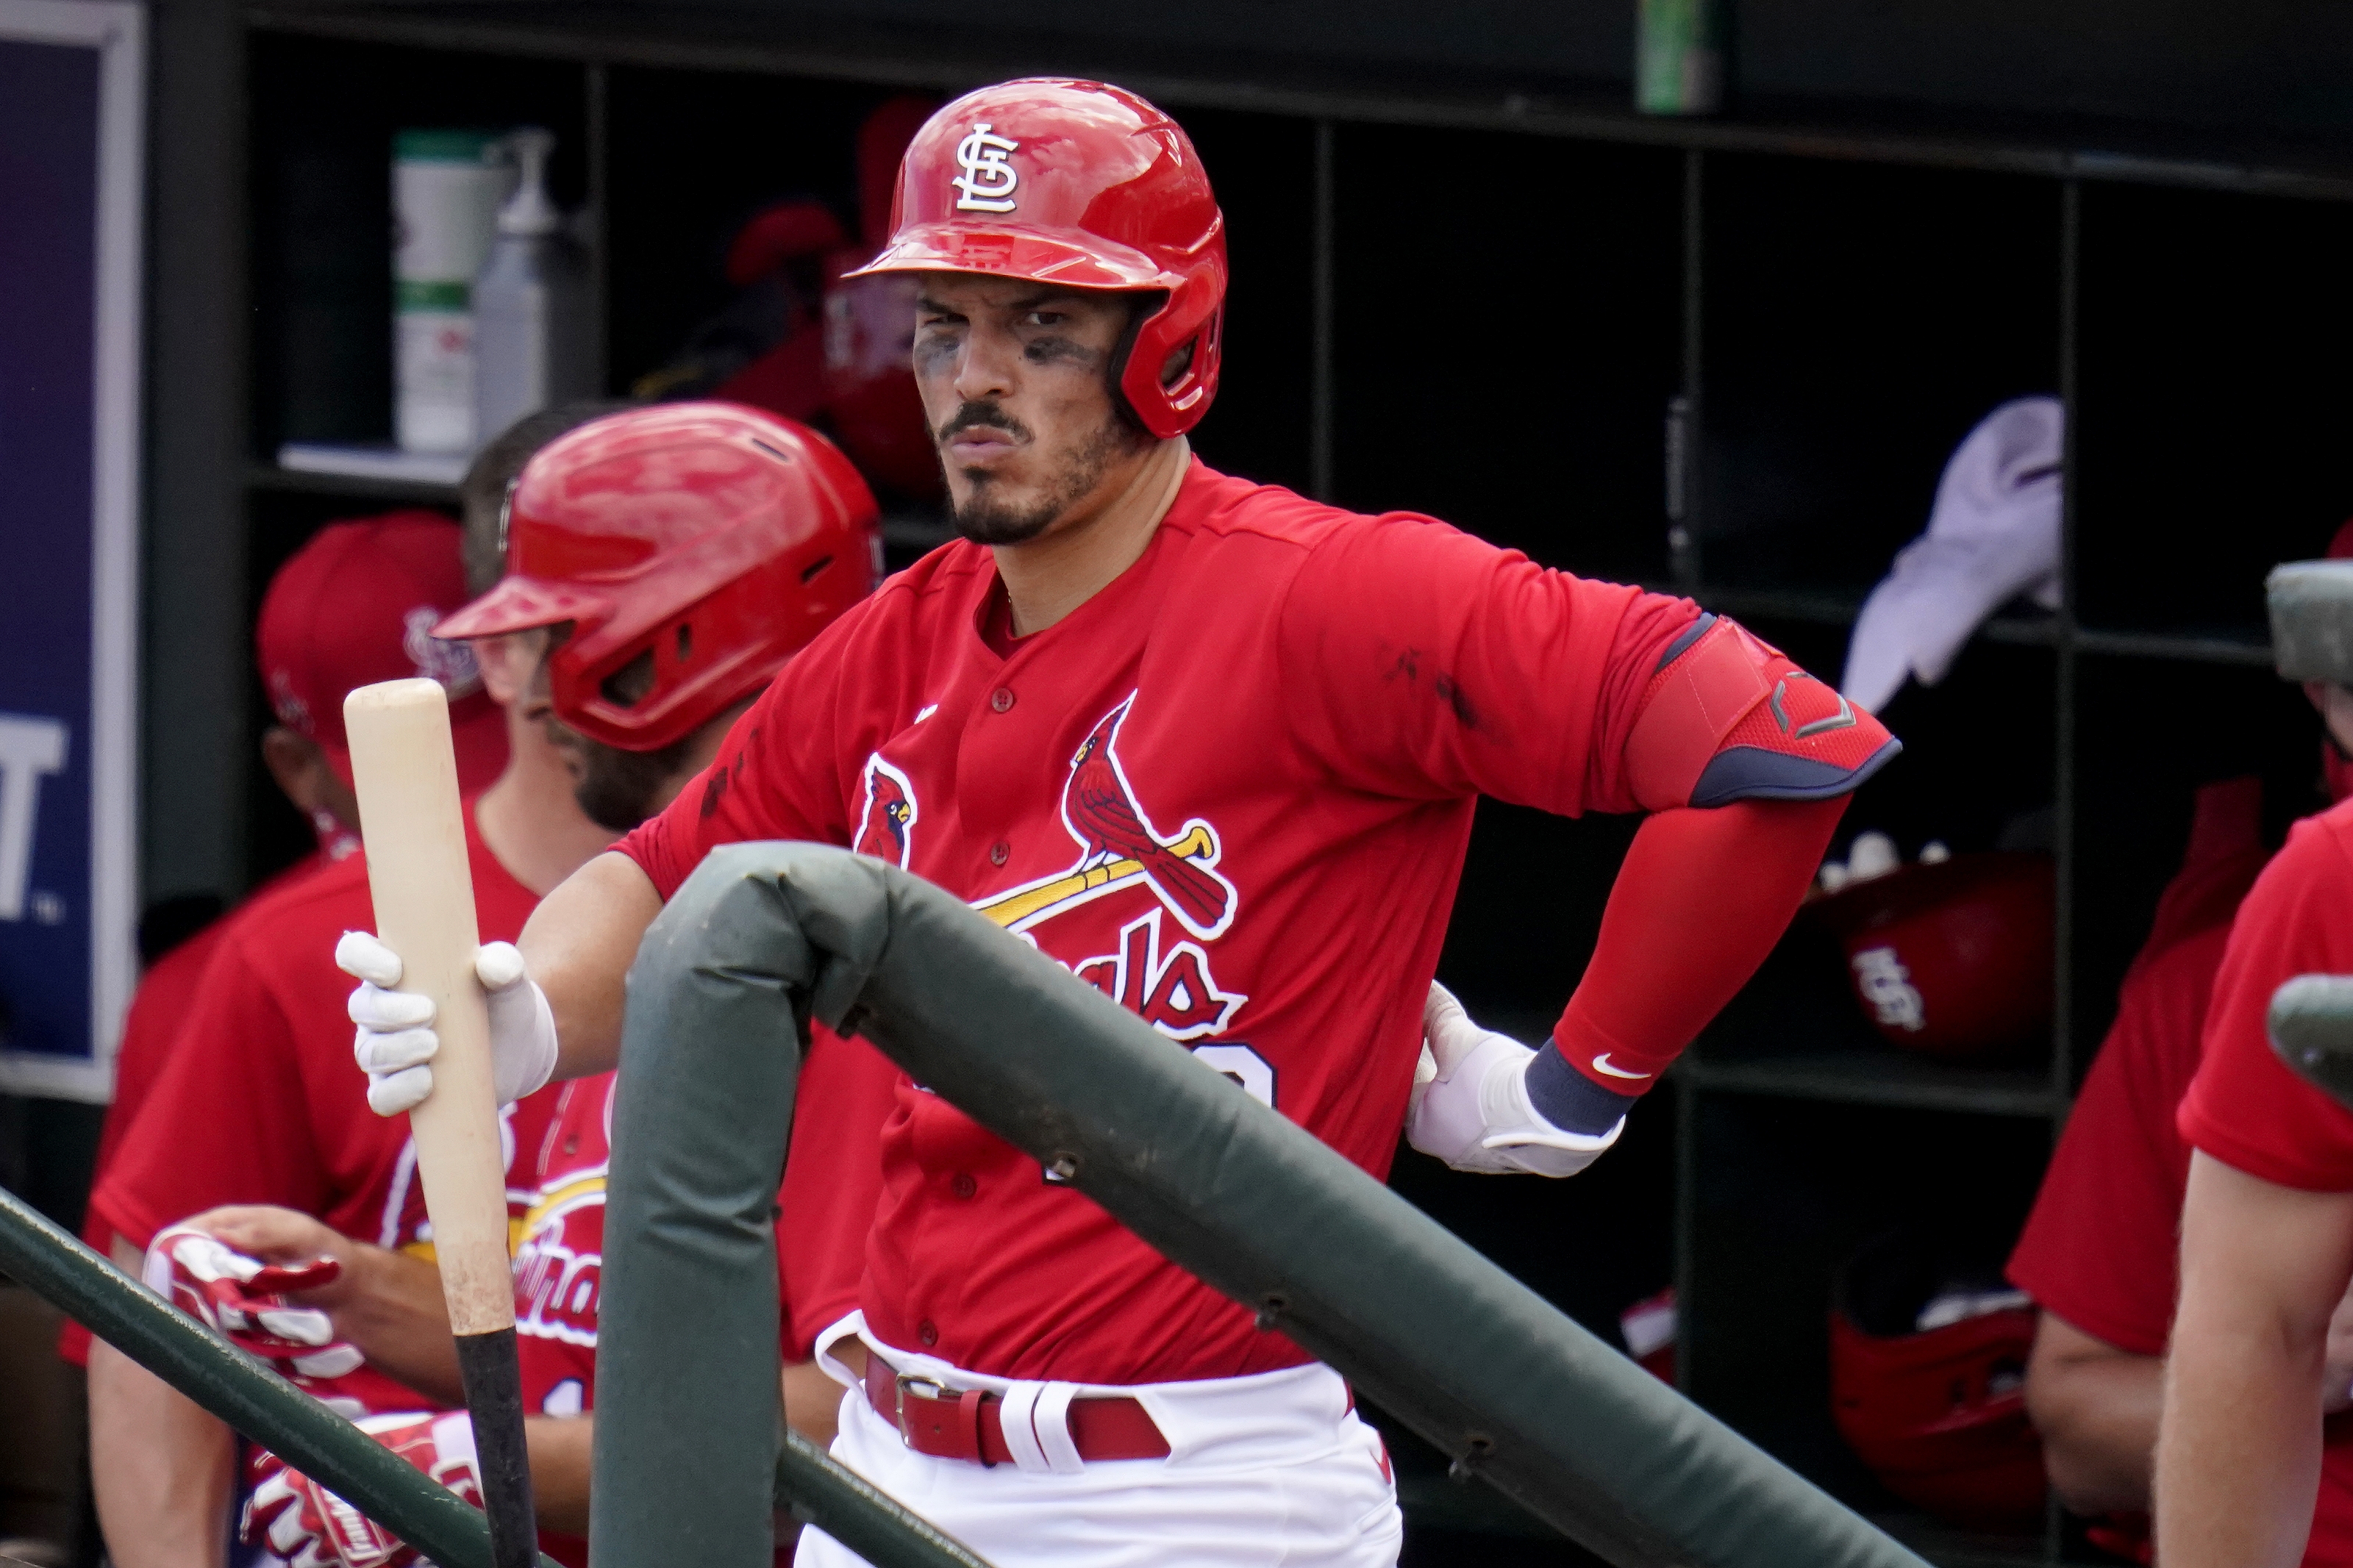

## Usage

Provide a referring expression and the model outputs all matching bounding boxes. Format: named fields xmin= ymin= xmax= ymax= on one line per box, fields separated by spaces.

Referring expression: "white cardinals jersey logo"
xmin=851 ymin=754 xmax=919 ymax=869
xmin=952 ymin=123 xmax=1020 ymax=212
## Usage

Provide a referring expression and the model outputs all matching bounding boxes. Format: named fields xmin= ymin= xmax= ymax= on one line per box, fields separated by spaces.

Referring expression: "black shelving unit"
xmin=139 ymin=5 xmax=2353 ymax=1561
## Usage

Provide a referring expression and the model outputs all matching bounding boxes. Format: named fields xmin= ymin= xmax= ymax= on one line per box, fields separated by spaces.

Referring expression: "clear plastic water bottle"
xmin=472 ymin=128 xmax=595 ymax=443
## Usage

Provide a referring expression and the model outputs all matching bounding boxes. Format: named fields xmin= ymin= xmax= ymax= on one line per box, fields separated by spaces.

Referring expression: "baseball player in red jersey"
xmin=342 ymin=82 xmax=1898 ymax=1565
xmin=2159 ymin=704 xmax=2353 ymax=1556
xmin=232 ymin=404 xmax=894 ymax=1568
xmin=59 ymin=512 xmax=510 ymax=1374
xmin=2014 ymin=526 xmax=2353 ymax=1561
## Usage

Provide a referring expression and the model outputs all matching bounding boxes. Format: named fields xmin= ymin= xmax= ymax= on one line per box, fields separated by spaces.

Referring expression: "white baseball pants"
xmin=798 ymin=1317 xmax=1403 ymax=1568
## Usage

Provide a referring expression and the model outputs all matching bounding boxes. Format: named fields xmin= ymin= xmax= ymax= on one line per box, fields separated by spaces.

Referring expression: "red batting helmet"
xmin=1831 ymin=1231 xmax=2045 ymax=1533
xmin=846 ymin=78 xmax=1227 ymax=440
xmin=432 ymin=403 xmax=880 ymax=751
xmin=1814 ymin=852 xmax=2055 ymax=1063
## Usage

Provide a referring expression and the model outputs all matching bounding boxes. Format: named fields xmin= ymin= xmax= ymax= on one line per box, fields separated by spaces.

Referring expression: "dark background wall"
xmin=594 ymin=0 xmax=2353 ymax=143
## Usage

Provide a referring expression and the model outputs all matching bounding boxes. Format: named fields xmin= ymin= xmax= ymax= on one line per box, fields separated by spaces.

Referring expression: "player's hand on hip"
xmin=243 ymin=1411 xmax=483 ymax=1568
xmin=1406 ymin=982 xmax=1622 ymax=1178
xmin=338 ymin=931 xmax=558 ymax=1116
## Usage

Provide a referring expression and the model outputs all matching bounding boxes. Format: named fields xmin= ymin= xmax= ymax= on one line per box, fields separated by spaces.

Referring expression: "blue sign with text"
xmin=0 ymin=6 xmax=143 ymax=1100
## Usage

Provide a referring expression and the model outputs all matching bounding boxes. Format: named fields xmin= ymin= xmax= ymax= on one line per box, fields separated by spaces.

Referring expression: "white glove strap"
xmin=1407 ymin=1031 xmax=1623 ymax=1178
xmin=1479 ymin=1052 xmax=1624 ymax=1178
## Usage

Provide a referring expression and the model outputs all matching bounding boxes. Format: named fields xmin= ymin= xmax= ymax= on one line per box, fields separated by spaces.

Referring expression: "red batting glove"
xmin=241 ymin=1411 xmax=484 ymax=1568
xmin=142 ymin=1223 xmax=364 ymax=1380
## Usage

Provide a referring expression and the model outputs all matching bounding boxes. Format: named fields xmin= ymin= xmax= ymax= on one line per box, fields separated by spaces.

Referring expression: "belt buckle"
xmin=893 ymin=1372 xmax=952 ymax=1444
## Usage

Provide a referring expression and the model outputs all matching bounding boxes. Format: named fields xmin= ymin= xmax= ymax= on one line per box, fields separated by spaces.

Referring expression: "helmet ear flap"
xmin=1105 ymin=290 xmax=1163 ymax=437
xmin=1114 ymin=279 xmax=1224 ymax=440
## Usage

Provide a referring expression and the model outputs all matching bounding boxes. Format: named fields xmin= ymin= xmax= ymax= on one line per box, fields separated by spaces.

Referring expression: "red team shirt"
xmin=2009 ymin=778 xmax=2271 ymax=1356
xmin=2179 ymin=798 xmax=2353 ymax=1186
xmin=619 ymin=459 xmax=1701 ymax=1385
xmin=2174 ymin=803 xmax=2353 ymax=1561
xmin=63 ymin=858 xmax=338 ymax=1366
xmin=2174 ymin=796 xmax=2353 ymax=1564
xmin=90 ymin=807 xmax=556 ymax=1415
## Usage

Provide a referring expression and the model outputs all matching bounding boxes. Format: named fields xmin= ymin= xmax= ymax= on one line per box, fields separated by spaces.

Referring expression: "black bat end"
xmin=455 ymin=1326 xmax=540 ymax=1568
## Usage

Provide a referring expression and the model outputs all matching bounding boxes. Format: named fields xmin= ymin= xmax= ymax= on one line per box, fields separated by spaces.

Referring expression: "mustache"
xmin=935 ymin=400 xmax=1035 ymax=447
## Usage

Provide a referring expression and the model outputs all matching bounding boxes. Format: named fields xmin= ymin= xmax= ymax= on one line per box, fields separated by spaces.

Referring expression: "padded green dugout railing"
xmin=592 ymin=842 xmax=1935 ymax=1568
xmin=0 ymin=1157 xmax=987 ymax=1568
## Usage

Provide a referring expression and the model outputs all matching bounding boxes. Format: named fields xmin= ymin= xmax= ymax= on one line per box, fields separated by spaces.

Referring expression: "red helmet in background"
xmin=823 ymin=94 xmax=948 ymax=501
xmin=848 ymin=78 xmax=1228 ymax=440
xmin=1814 ymin=852 xmax=2055 ymax=1063
xmin=432 ymin=403 xmax=880 ymax=751
xmin=1831 ymin=1230 xmax=2046 ymax=1533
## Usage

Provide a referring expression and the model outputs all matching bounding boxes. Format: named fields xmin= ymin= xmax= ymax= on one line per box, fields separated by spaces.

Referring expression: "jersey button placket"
xmin=989 ymin=842 xmax=1010 ymax=866
xmin=951 ymin=1173 xmax=976 ymax=1199
xmin=918 ymin=1320 xmax=940 ymax=1347
xmin=990 ymin=687 xmax=1015 ymax=713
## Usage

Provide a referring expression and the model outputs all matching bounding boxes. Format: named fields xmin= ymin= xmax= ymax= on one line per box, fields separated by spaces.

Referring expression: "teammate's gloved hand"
xmin=242 ymin=1411 xmax=483 ymax=1568
xmin=1406 ymin=983 xmax=1624 ymax=1178
xmin=143 ymin=1224 xmax=365 ymax=1381
xmin=338 ymin=931 xmax=557 ymax=1116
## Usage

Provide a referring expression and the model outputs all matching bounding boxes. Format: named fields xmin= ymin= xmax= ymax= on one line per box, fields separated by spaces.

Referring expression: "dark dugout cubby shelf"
xmin=2074 ymin=185 xmax=2353 ymax=640
xmin=1329 ymin=125 xmax=1682 ymax=587
xmin=1691 ymin=156 xmax=2062 ymax=595
xmin=248 ymin=34 xmax=590 ymax=454
xmin=1681 ymin=1095 xmax=2050 ymax=1518
xmin=201 ymin=7 xmax=2353 ymax=1560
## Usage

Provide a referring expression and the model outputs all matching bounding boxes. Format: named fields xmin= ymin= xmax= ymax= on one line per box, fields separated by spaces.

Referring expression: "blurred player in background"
xmin=2013 ymin=528 xmax=2353 ymax=1564
xmin=235 ymin=401 xmax=896 ymax=1567
xmin=344 ymin=82 xmax=1899 ymax=1567
xmin=82 ymin=438 xmax=600 ymax=1568
xmin=2155 ymin=529 xmax=2353 ymax=1568
xmin=62 ymin=509 xmax=510 ymax=1373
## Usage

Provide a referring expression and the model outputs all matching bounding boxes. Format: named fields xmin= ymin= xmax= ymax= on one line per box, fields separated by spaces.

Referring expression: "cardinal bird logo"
xmin=851 ymin=755 xmax=918 ymax=869
xmin=1051 ymin=694 xmax=1238 ymax=940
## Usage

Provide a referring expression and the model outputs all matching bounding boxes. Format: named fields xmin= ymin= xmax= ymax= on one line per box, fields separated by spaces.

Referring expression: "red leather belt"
xmin=863 ymin=1357 xmax=1171 ymax=1467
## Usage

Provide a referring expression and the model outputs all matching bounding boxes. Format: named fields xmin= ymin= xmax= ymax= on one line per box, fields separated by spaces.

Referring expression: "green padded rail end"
xmin=599 ymin=842 xmax=1932 ymax=1568
xmin=0 ymin=1184 xmax=563 ymax=1568
xmin=774 ymin=1428 xmax=993 ymax=1567
xmin=2268 ymin=559 xmax=2353 ymax=684
xmin=2271 ymin=973 xmax=2353 ymax=1109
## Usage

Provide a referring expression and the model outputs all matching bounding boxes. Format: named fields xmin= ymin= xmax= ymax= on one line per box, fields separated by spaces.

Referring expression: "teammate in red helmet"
xmin=340 ymin=80 xmax=1898 ymax=1565
xmin=213 ymin=404 xmax=895 ymax=1568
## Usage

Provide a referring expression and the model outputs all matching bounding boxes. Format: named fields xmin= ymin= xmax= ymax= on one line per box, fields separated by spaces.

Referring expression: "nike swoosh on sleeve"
xmin=1590 ymin=1053 xmax=1652 ymax=1081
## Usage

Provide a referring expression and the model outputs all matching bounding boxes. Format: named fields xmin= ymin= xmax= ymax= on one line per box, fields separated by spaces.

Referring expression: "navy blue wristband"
xmin=1524 ymin=1043 xmax=1640 ymax=1136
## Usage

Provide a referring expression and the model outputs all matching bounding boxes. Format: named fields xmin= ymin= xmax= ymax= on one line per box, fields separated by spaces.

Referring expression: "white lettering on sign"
xmin=952 ymin=123 xmax=1021 ymax=212
xmin=0 ymin=715 xmax=68 ymax=921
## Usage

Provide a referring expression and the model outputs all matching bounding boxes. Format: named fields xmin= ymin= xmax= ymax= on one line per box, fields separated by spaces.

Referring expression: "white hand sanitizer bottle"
xmin=472 ymin=127 xmax=595 ymax=445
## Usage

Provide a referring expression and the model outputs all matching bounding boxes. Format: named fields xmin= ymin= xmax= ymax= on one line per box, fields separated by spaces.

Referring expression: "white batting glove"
xmin=143 ymin=1225 xmax=363 ymax=1380
xmin=243 ymin=1410 xmax=482 ymax=1568
xmin=337 ymin=932 xmax=557 ymax=1116
xmin=1406 ymin=982 xmax=1623 ymax=1178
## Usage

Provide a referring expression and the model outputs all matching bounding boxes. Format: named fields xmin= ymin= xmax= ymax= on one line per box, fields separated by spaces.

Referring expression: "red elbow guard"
xmin=1622 ymin=615 xmax=1899 ymax=810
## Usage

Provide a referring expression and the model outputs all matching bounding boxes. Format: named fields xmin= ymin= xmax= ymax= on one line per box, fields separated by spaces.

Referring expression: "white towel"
xmin=1841 ymin=396 xmax=2065 ymax=714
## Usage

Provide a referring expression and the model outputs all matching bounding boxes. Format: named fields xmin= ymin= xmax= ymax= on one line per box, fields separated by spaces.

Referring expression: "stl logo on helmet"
xmin=951 ymin=123 xmax=1021 ymax=212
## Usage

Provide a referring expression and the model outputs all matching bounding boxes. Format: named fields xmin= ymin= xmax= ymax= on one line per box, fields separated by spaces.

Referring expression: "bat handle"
xmin=454 ymin=1328 xmax=539 ymax=1568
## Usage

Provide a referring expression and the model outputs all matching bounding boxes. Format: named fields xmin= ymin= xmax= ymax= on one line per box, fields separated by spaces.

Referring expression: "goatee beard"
xmin=949 ymin=413 xmax=1140 ymax=545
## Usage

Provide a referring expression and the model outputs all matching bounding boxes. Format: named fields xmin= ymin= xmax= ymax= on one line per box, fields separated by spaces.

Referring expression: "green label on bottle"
xmin=1637 ymin=0 xmax=1725 ymax=115
xmin=397 ymin=279 xmax=471 ymax=312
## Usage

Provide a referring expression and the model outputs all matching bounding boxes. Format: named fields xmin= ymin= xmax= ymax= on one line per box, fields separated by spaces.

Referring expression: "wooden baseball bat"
xmin=344 ymin=679 xmax=538 ymax=1568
